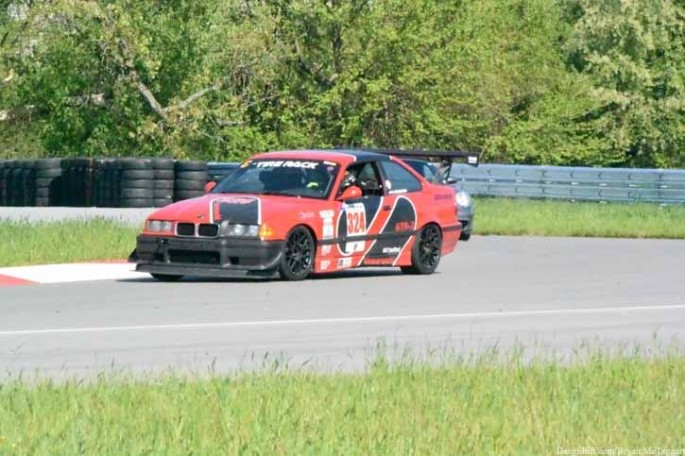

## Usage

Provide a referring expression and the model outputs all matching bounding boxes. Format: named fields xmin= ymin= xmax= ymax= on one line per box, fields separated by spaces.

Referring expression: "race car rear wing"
xmin=347 ymin=148 xmax=481 ymax=180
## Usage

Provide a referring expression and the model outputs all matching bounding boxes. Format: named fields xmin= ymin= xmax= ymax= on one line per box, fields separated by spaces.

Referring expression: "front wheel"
xmin=279 ymin=226 xmax=315 ymax=281
xmin=401 ymin=224 xmax=442 ymax=275
xmin=150 ymin=273 xmax=183 ymax=282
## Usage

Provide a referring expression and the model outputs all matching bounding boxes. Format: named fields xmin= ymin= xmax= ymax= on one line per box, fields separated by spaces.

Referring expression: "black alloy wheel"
xmin=401 ymin=223 xmax=442 ymax=275
xmin=279 ymin=226 xmax=315 ymax=281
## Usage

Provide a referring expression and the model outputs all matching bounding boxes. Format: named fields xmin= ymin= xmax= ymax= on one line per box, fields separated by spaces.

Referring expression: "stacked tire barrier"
xmin=35 ymin=158 xmax=63 ymax=207
xmin=0 ymin=159 xmax=37 ymax=207
xmin=207 ymin=162 xmax=239 ymax=183
xmin=62 ymin=158 xmax=91 ymax=207
xmin=174 ymin=160 xmax=208 ymax=202
xmin=93 ymin=158 xmax=119 ymax=207
xmin=120 ymin=158 xmax=154 ymax=208
xmin=0 ymin=157 xmax=228 ymax=208
xmin=0 ymin=160 xmax=5 ymax=206
xmin=152 ymin=158 xmax=175 ymax=207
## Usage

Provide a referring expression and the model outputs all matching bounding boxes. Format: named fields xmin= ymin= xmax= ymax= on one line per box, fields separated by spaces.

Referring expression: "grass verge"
xmin=475 ymin=198 xmax=685 ymax=238
xmin=0 ymin=353 xmax=683 ymax=455
xmin=0 ymin=219 xmax=138 ymax=267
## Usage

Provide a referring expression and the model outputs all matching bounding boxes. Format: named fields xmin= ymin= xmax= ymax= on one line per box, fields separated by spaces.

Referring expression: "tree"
xmin=564 ymin=0 xmax=685 ymax=167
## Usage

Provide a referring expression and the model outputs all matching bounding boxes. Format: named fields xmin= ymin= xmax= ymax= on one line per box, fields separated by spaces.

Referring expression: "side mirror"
xmin=445 ymin=177 xmax=457 ymax=185
xmin=204 ymin=181 xmax=217 ymax=193
xmin=337 ymin=185 xmax=362 ymax=201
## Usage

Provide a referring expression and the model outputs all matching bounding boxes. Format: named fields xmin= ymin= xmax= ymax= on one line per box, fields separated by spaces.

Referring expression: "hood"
xmin=148 ymin=193 xmax=330 ymax=225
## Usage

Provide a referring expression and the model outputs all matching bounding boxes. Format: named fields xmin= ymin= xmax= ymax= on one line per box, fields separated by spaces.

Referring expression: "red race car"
xmin=132 ymin=149 xmax=478 ymax=281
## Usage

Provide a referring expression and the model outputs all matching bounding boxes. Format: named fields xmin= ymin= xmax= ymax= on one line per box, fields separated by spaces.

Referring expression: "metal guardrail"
xmin=206 ymin=161 xmax=685 ymax=204
xmin=450 ymin=164 xmax=685 ymax=204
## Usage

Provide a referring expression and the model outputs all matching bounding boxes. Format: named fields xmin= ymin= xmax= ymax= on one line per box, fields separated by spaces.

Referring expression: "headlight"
xmin=456 ymin=191 xmax=471 ymax=208
xmin=146 ymin=220 xmax=174 ymax=233
xmin=219 ymin=221 xmax=260 ymax=237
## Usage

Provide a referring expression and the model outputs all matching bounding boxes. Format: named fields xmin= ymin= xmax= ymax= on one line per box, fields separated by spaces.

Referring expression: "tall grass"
xmin=0 ymin=219 xmax=138 ymax=267
xmin=0 ymin=353 xmax=683 ymax=455
xmin=476 ymin=198 xmax=685 ymax=238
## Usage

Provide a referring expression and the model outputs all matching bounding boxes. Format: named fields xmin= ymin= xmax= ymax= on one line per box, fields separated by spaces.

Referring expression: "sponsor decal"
xmin=211 ymin=196 xmax=260 ymax=224
xmin=389 ymin=189 xmax=408 ymax=195
xmin=321 ymin=245 xmax=332 ymax=256
xmin=255 ymin=160 xmax=318 ymax=169
xmin=320 ymin=260 xmax=331 ymax=270
xmin=337 ymin=257 xmax=353 ymax=268
xmin=394 ymin=221 xmax=414 ymax=231
xmin=434 ymin=193 xmax=453 ymax=201
xmin=364 ymin=257 xmax=394 ymax=266
xmin=342 ymin=203 xmax=367 ymax=254
xmin=365 ymin=196 xmax=417 ymax=262
xmin=213 ymin=196 xmax=256 ymax=205
xmin=320 ymin=209 xmax=335 ymax=240
xmin=299 ymin=211 xmax=315 ymax=219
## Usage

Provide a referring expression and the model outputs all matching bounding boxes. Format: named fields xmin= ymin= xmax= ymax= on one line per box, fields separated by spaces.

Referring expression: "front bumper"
xmin=458 ymin=204 xmax=475 ymax=238
xmin=134 ymin=235 xmax=284 ymax=278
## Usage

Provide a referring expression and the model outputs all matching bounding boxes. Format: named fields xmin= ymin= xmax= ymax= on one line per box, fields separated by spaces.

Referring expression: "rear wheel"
xmin=279 ymin=226 xmax=314 ymax=281
xmin=150 ymin=273 xmax=183 ymax=282
xmin=401 ymin=223 xmax=442 ymax=275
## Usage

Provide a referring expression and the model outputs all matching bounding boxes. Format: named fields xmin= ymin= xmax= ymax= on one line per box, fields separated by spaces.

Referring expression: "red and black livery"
xmin=132 ymin=149 xmax=475 ymax=281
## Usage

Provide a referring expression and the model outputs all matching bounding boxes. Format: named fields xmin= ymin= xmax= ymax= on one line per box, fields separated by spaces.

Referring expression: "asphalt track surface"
xmin=1 ymin=236 xmax=684 ymax=379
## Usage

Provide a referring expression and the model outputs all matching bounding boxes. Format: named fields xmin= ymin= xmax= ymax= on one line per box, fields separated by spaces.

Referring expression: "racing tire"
xmin=154 ymin=180 xmax=175 ymax=190
xmin=120 ymin=158 xmax=153 ymax=170
xmin=279 ymin=226 xmax=315 ymax=281
xmin=153 ymin=188 xmax=174 ymax=198
xmin=401 ymin=223 xmax=442 ymax=275
xmin=173 ymin=190 xmax=203 ymax=201
xmin=36 ymin=168 xmax=63 ymax=179
xmin=460 ymin=232 xmax=471 ymax=241
xmin=121 ymin=188 xmax=153 ymax=199
xmin=174 ymin=179 xmax=206 ymax=191
xmin=154 ymin=170 xmax=175 ymax=180
xmin=120 ymin=178 xmax=154 ymax=189
xmin=175 ymin=161 xmax=207 ymax=172
xmin=121 ymin=197 xmax=154 ymax=208
xmin=153 ymin=197 xmax=173 ymax=207
xmin=35 ymin=158 xmax=62 ymax=169
xmin=122 ymin=169 xmax=155 ymax=180
xmin=175 ymin=171 xmax=208 ymax=181
xmin=150 ymin=273 xmax=183 ymax=282
xmin=152 ymin=158 xmax=175 ymax=169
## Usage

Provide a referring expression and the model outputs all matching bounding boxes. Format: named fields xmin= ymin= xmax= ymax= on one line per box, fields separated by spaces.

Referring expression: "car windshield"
xmin=213 ymin=159 xmax=340 ymax=199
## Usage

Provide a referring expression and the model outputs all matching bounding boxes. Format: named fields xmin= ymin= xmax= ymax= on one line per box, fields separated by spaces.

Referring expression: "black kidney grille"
xmin=198 ymin=223 xmax=218 ymax=238
xmin=176 ymin=223 xmax=195 ymax=236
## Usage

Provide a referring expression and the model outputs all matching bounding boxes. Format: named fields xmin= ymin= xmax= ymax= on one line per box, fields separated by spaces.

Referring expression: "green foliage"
xmin=1 ymin=0 xmax=684 ymax=167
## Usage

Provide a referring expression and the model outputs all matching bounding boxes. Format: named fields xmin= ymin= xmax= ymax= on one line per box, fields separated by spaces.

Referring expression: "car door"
xmin=333 ymin=161 xmax=386 ymax=269
xmin=358 ymin=159 xmax=423 ymax=266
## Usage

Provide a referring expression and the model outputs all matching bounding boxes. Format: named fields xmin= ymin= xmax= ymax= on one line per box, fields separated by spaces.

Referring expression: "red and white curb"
xmin=0 ymin=262 xmax=142 ymax=287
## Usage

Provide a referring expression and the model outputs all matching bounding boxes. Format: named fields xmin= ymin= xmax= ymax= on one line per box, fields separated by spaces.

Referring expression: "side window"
xmin=380 ymin=161 xmax=422 ymax=194
xmin=338 ymin=162 xmax=383 ymax=197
